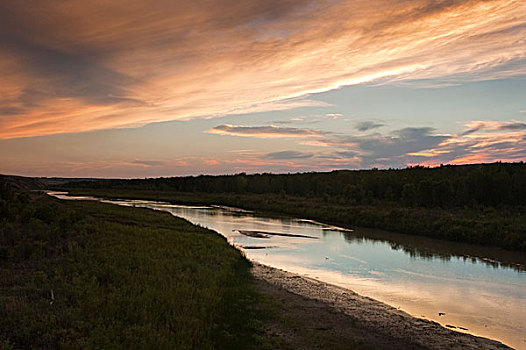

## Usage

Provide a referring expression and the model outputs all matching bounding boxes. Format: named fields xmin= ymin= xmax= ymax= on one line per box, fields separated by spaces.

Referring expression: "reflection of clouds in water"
xmin=336 ymin=254 xmax=368 ymax=265
xmin=50 ymin=193 xmax=98 ymax=201
xmin=392 ymin=268 xmax=513 ymax=288
xmin=342 ymin=230 xmax=526 ymax=272
xmin=275 ymin=265 xmax=525 ymax=347
xmin=249 ymin=253 xmax=317 ymax=269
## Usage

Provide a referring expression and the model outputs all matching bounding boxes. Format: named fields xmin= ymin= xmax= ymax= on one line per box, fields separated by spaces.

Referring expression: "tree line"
xmin=66 ymin=162 xmax=526 ymax=209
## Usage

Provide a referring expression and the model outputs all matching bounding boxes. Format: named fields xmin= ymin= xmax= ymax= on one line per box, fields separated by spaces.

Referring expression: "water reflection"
xmin=48 ymin=192 xmax=526 ymax=349
xmin=341 ymin=229 xmax=526 ymax=272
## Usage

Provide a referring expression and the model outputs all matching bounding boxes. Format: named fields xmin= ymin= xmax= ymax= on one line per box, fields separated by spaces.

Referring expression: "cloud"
xmin=266 ymin=151 xmax=314 ymax=159
xmin=203 ymin=159 xmax=220 ymax=166
xmin=33 ymin=159 xmax=189 ymax=177
xmin=462 ymin=120 xmax=526 ymax=135
xmin=498 ymin=121 xmax=526 ymax=130
xmin=406 ymin=121 xmax=526 ymax=165
xmin=325 ymin=113 xmax=343 ymax=119
xmin=208 ymin=123 xmax=450 ymax=168
xmin=214 ymin=98 xmax=331 ymax=118
xmin=130 ymin=160 xmax=167 ymax=167
xmin=356 ymin=121 xmax=384 ymax=131
xmin=291 ymin=117 xmax=305 ymax=122
xmin=207 ymin=124 xmax=328 ymax=138
xmin=325 ymin=123 xmax=525 ymax=168
xmin=223 ymin=120 xmax=525 ymax=169
xmin=274 ymin=116 xmax=307 ymax=124
xmin=332 ymin=151 xmax=358 ymax=158
xmin=0 ymin=0 xmax=525 ymax=138
xmin=332 ymin=127 xmax=448 ymax=167
xmin=6 ymin=117 xmax=522 ymax=176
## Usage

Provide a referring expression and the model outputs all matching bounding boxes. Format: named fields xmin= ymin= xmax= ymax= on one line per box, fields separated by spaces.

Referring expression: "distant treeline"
xmin=66 ymin=162 xmax=526 ymax=209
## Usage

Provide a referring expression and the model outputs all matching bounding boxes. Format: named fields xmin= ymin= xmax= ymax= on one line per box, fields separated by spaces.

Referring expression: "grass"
xmin=0 ymin=193 xmax=263 ymax=349
xmin=62 ymin=188 xmax=526 ymax=251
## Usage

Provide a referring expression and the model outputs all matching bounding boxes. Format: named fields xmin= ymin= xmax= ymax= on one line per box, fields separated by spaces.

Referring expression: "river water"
xmin=49 ymin=192 xmax=526 ymax=349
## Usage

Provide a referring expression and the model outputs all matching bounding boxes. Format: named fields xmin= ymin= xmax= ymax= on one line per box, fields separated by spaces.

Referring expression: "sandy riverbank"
xmin=252 ymin=263 xmax=512 ymax=350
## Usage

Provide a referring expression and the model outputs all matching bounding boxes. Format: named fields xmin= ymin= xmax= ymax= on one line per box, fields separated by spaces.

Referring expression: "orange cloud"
xmin=405 ymin=121 xmax=526 ymax=166
xmin=210 ymin=121 xmax=526 ymax=168
xmin=1 ymin=0 xmax=525 ymax=138
xmin=203 ymin=159 xmax=220 ymax=166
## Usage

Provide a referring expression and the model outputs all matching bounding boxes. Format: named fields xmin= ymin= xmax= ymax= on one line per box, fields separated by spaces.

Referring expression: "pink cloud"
xmin=209 ymin=121 xmax=526 ymax=170
xmin=203 ymin=159 xmax=220 ymax=166
xmin=1 ymin=0 xmax=525 ymax=138
xmin=405 ymin=121 xmax=526 ymax=166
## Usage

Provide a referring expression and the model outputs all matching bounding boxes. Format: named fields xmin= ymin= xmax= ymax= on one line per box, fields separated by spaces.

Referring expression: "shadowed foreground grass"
xmin=0 ymin=193 xmax=262 ymax=349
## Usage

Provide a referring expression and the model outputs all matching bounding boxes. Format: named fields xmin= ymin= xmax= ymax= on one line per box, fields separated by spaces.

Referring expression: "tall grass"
xmin=0 ymin=193 xmax=262 ymax=349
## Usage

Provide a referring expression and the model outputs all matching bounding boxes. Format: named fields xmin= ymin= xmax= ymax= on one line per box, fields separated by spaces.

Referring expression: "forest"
xmin=67 ymin=162 xmax=526 ymax=209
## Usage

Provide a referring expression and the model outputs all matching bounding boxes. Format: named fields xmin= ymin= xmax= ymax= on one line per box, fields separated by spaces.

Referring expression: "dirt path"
xmin=252 ymin=264 xmax=512 ymax=350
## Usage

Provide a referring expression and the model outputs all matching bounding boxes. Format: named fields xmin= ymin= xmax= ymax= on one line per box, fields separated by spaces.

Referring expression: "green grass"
xmin=0 ymin=194 xmax=263 ymax=349
xmin=63 ymin=188 xmax=526 ymax=251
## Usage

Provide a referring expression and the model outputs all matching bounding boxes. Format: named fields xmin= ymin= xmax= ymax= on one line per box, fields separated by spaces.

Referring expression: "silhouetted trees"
xmin=66 ymin=162 xmax=526 ymax=209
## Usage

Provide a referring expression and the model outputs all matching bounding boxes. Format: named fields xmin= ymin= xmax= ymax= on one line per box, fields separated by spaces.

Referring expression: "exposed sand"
xmin=252 ymin=263 xmax=512 ymax=350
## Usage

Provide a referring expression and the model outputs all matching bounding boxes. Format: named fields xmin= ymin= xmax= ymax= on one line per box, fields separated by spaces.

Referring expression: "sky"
xmin=0 ymin=0 xmax=525 ymax=178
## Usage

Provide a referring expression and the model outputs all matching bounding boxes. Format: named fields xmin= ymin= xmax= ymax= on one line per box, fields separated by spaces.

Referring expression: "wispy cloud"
xmin=1 ymin=0 xmax=525 ymax=138
xmin=405 ymin=121 xmax=526 ymax=165
xmin=325 ymin=113 xmax=343 ymax=119
xmin=356 ymin=121 xmax=384 ymax=132
xmin=273 ymin=117 xmax=305 ymax=125
xmin=462 ymin=120 xmax=526 ymax=135
xmin=214 ymin=120 xmax=526 ymax=169
xmin=206 ymin=124 xmax=328 ymax=138
xmin=214 ymin=99 xmax=331 ymax=118
xmin=496 ymin=121 xmax=526 ymax=130
xmin=266 ymin=151 xmax=314 ymax=159
xmin=130 ymin=159 xmax=170 ymax=167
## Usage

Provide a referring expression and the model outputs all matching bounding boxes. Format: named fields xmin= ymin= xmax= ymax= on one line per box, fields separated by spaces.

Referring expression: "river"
xmin=48 ymin=192 xmax=526 ymax=349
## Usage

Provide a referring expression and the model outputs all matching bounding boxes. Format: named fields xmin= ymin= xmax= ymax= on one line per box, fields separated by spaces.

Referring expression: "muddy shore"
xmin=252 ymin=263 xmax=512 ymax=350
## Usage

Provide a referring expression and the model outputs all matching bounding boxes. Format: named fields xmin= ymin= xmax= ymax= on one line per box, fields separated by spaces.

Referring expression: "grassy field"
xmin=0 ymin=192 xmax=263 ymax=349
xmin=62 ymin=188 xmax=526 ymax=251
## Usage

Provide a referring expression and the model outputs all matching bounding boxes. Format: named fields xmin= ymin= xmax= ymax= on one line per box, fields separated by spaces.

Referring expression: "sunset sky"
xmin=1 ymin=0 xmax=525 ymax=177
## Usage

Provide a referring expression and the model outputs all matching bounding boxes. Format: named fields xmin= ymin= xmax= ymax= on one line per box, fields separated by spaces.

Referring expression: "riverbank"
xmin=252 ymin=263 xmax=512 ymax=350
xmin=60 ymin=188 xmax=526 ymax=252
xmin=48 ymin=190 xmax=525 ymax=348
xmin=1 ymin=185 xmax=516 ymax=349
